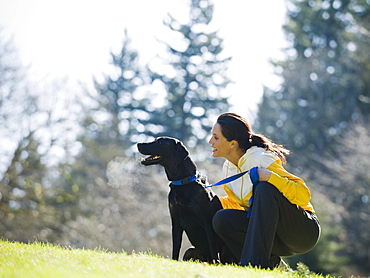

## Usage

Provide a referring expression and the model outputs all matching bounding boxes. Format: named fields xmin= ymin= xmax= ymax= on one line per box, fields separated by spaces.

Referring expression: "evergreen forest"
xmin=1 ymin=0 xmax=369 ymax=276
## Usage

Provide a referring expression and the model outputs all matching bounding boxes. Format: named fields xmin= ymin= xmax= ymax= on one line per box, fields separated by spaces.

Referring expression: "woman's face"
xmin=208 ymin=123 xmax=233 ymax=158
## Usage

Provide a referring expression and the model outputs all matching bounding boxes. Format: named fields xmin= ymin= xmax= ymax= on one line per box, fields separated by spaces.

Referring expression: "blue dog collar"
xmin=171 ymin=174 xmax=197 ymax=185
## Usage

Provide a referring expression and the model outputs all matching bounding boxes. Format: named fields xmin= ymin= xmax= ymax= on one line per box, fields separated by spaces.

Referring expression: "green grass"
xmin=0 ymin=240 xmax=333 ymax=278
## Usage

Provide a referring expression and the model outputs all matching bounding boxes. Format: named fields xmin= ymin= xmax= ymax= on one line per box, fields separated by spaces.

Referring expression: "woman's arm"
xmin=257 ymin=161 xmax=311 ymax=207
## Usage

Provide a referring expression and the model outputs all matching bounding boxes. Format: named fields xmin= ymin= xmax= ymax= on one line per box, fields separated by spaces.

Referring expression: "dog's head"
xmin=137 ymin=137 xmax=196 ymax=180
xmin=137 ymin=137 xmax=189 ymax=166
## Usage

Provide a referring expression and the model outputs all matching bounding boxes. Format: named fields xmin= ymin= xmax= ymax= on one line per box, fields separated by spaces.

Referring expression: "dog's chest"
xmin=168 ymin=183 xmax=214 ymax=208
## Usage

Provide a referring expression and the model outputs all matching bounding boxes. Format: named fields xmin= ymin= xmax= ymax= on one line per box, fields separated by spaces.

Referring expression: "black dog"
xmin=137 ymin=137 xmax=236 ymax=263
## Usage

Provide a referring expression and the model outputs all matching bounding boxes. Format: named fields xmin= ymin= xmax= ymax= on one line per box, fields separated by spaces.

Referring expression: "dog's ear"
xmin=175 ymin=140 xmax=189 ymax=165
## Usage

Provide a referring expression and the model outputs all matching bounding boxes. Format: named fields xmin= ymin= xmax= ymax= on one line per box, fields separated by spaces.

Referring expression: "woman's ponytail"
xmin=251 ymin=133 xmax=290 ymax=164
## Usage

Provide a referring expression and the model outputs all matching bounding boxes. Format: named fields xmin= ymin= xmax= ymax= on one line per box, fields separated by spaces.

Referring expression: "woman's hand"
xmin=257 ymin=167 xmax=271 ymax=181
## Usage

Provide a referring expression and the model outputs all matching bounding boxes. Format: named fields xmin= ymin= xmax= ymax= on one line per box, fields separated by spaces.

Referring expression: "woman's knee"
xmin=254 ymin=181 xmax=279 ymax=197
xmin=213 ymin=209 xmax=247 ymax=236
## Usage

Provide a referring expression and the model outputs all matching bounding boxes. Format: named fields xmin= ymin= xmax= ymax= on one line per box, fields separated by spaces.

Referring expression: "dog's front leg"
xmin=171 ymin=216 xmax=184 ymax=260
xmin=203 ymin=215 xmax=219 ymax=263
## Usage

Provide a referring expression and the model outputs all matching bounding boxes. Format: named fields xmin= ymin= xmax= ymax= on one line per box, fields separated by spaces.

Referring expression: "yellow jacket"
xmin=218 ymin=146 xmax=315 ymax=213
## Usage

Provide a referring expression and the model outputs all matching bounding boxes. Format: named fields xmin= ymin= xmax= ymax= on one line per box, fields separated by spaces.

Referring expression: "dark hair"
xmin=217 ymin=112 xmax=290 ymax=164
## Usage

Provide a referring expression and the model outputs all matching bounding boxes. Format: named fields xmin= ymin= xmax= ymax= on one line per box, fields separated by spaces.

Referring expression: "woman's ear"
xmin=230 ymin=140 xmax=239 ymax=148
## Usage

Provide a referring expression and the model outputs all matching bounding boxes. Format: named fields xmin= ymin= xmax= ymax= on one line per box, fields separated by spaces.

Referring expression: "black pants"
xmin=212 ymin=182 xmax=321 ymax=269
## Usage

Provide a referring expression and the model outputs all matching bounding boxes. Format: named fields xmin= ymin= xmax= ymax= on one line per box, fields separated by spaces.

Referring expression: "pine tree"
xmin=92 ymin=28 xmax=148 ymax=149
xmin=255 ymin=0 xmax=370 ymax=156
xmin=55 ymin=29 xmax=162 ymax=250
xmin=146 ymin=0 xmax=232 ymax=149
xmin=255 ymin=0 xmax=370 ymax=275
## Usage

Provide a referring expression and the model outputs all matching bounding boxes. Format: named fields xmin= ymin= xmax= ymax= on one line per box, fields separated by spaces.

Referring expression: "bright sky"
xmin=0 ymin=0 xmax=287 ymax=119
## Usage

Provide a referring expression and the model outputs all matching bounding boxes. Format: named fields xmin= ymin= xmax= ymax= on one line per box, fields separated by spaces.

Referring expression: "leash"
xmin=171 ymin=169 xmax=252 ymax=187
xmin=171 ymin=167 xmax=260 ymax=218
xmin=204 ymin=170 xmax=250 ymax=188
xmin=204 ymin=167 xmax=260 ymax=218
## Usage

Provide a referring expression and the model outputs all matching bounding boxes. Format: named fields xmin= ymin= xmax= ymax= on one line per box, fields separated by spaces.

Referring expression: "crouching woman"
xmin=209 ymin=113 xmax=321 ymax=269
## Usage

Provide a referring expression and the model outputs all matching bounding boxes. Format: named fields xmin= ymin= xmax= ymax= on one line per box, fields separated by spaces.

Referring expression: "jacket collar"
xmin=233 ymin=146 xmax=263 ymax=168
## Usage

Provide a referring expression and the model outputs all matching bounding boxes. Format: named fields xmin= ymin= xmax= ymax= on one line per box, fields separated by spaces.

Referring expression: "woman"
xmin=209 ymin=112 xmax=320 ymax=269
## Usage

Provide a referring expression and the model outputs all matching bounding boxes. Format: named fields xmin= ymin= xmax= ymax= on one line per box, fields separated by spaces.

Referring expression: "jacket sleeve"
xmin=266 ymin=160 xmax=311 ymax=207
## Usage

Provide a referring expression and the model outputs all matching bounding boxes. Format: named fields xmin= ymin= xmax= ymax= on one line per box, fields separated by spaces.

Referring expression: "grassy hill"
xmin=0 ymin=240 xmax=332 ymax=278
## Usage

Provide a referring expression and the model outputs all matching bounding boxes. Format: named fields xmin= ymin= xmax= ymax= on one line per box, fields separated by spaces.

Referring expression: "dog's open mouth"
xmin=141 ymin=155 xmax=162 ymax=165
